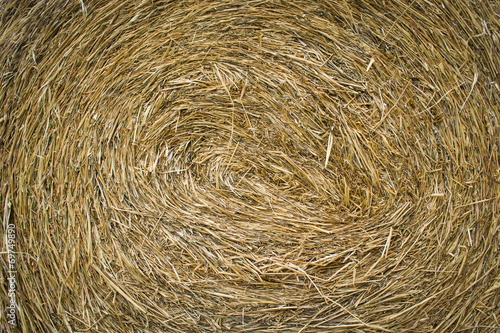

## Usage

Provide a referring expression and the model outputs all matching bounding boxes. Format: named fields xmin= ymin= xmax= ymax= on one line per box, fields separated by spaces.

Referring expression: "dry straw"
xmin=1 ymin=0 xmax=500 ymax=332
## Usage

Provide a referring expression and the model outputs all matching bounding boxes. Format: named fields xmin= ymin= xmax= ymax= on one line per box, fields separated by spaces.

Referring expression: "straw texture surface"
xmin=1 ymin=0 xmax=500 ymax=332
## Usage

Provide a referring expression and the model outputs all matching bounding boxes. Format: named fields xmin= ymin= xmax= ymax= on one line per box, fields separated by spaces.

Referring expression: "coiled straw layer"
xmin=1 ymin=0 xmax=499 ymax=332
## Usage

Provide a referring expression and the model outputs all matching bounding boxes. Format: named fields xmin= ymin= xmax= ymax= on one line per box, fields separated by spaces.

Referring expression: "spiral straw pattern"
xmin=1 ymin=1 xmax=499 ymax=332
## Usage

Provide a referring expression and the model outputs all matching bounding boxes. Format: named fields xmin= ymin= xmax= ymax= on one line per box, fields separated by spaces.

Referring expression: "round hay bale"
xmin=1 ymin=0 xmax=499 ymax=332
